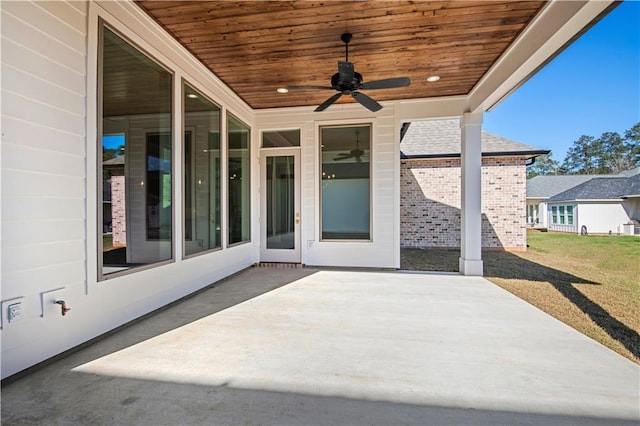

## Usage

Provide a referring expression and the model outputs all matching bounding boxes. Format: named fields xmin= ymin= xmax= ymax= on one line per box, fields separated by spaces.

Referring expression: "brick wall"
xmin=400 ymin=156 xmax=527 ymax=250
xmin=111 ymin=170 xmax=127 ymax=247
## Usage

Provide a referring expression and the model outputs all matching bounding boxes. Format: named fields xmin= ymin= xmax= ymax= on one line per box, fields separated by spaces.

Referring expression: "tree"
xmin=623 ymin=123 xmax=640 ymax=168
xmin=103 ymin=146 xmax=118 ymax=161
xmin=597 ymin=131 xmax=627 ymax=174
xmin=527 ymin=152 xmax=561 ymax=178
xmin=561 ymin=135 xmax=600 ymax=174
xmin=102 ymin=144 xmax=125 ymax=161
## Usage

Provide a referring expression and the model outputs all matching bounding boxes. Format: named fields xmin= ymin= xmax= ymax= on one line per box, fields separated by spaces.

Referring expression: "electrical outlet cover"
xmin=1 ymin=297 xmax=26 ymax=329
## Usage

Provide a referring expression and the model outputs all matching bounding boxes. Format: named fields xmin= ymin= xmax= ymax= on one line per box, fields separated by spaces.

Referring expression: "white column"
xmin=459 ymin=112 xmax=483 ymax=276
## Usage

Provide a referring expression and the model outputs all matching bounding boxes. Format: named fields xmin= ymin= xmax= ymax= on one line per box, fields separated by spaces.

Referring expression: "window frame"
xmin=261 ymin=128 xmax=301 ymax=148
xmin=182 ymin=79 xmax=224 ymax=259
xmin=226 ymin=113 xmax=252 ymax=247
xmin=97 ymin=21 xmax=175 ymax=281
xmin=551 ymin=206 xmax=558 ymax=225
xmin=550 ymin=204 xmax=575 ymax=227
xmin=318 ymin=123 xmax=373 ymax=242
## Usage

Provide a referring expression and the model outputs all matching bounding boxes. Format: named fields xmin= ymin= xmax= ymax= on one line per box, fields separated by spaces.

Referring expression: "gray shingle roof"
xmin=527 ymin=175 xmax=596 ymax=198
xmin=400 ymin=120 xmax=548 ymax=158
xmin=527 ymin=168 xmax=640 ymax=200
xmin=617 ymin=167 xmax=640 ymax=177
xmin=103 ymin=155 xmax=124 ymax=166
xmin=622 ymin=174 xmax=640 ymax=198
xmin=547 ymin=177 xmax=628 ymax=202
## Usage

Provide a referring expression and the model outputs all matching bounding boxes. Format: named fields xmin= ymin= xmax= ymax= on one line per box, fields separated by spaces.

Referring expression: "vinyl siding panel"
xmin=1 ymin=0 xmax=257 ymax=379
xmin=1 ymin=0 xmax=88 ymax=355
xmin=576 ymin=202 xmax=630 ymax=234
xmin=1 ymin=39 xmax=85 ymax=94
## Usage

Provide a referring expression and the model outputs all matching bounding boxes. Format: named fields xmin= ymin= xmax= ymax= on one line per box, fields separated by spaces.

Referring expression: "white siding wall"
xmin=547 ymin=201 xmax=630 ymax=234
xmin=575 ymin=202 xmax=630 ymax=234
xmin=255 ymin=106 xmax=399 ymax=269
xmin=1 ymin=0 xmax=256 ymax=379
xmin=622 ymin=198 xmax=640 ymax=221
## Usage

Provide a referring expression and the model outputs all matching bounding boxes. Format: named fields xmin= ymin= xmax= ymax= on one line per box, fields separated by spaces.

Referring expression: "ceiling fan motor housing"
xmin=331 ymin=70 xmax=363 ymax=92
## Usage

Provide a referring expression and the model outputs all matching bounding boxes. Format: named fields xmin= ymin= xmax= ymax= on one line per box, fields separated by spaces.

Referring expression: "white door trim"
xmin=260 ymin=148 xmax=301 ymax=263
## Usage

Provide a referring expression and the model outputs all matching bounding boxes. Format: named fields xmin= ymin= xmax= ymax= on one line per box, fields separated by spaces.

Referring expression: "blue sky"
xmin=484 ymin=1 xmax=640 ymax=162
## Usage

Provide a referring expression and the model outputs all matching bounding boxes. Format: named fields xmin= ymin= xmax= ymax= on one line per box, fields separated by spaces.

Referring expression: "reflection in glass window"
xmin=100 ymin=26 xmax=172 ymax=277
xmin=266 ymin=156 xmax=295 ymax=249
xmin=146 ymin=133 xmax=172 ymax=240
xmin=320 ymin=124 xmax=371 ymax=240
xmin=183 ymin=83 xmax=221 ymax=256
xmin=262 ymin=129 xmax=300 ymax=147
xmin=228 ymin=115 xmax=251 ymax=245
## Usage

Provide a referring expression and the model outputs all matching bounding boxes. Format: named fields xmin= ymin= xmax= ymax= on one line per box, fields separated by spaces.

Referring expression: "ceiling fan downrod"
xmin=341 ymin=32 xmax=352 ymax=62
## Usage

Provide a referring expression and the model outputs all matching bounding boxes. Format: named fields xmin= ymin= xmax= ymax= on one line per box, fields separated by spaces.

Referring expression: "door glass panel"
xmin=266 ymin=156 xmax=295 ymax=249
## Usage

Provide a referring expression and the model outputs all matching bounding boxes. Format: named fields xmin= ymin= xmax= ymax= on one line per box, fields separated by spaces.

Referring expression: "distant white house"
xmin=527 ymin=169 xmax=640 ymax=235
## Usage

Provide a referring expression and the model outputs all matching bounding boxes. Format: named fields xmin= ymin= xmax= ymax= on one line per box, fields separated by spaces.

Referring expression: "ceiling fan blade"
xmin=333 ymin=154 xmax=355 ymax=161
xmin=361 ymin=77 xmax=411 ymax=90
xmin=338 ymin=60 xmax=355 ymax=83
xmin=314 ymin=92 xmax=343 ymax=112
xmin=285 ymin=85 xmax=333 ymax=91
xmin=352 ymin=92 xmax=382 ymax=112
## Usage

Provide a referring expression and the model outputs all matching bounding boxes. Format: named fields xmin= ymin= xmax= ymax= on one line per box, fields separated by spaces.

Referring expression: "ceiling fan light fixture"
xmin=282 ymin=33 xmax=410 ymax=112
xmin=426 ymin=75 xmax=440 ymax=82
xmin=186 ymin=93 xmax=198 ymax=98
xmin=277 ymin=87 xmax=289 ymax=94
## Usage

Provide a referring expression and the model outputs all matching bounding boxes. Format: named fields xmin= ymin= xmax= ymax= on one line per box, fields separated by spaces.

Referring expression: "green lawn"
xmin=103 ymin=233 xmax=114 ymax=251
xmin=401 ymin=230 xmax=640 ymax=364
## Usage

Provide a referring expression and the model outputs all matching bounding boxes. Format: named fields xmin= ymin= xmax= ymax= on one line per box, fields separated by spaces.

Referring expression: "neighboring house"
xmin=400 ymin=120 xmax=548 ymax=250
xmin=545 ymin=169 xmax=640 ymax=235
xmin=526 ymin=175 xmax=599 ymax=228
xmin=0 ymin=0 xmax=615 ymax=380
xmin=527 ymin=168 xmax=640 ymax=234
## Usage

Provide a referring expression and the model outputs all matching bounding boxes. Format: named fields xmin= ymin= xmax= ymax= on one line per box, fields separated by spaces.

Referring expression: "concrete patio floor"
xmin=2 ymin=267 xmax=639 ymax=425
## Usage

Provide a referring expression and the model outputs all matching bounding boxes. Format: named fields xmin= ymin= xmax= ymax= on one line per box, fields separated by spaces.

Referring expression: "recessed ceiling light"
xmin=277 ymin=87 xmax=289 ymax=94
xmin=426 ymin=75 xmax=440 ymax=82
xmin=186 ymin=93 xmax=198 ymax=99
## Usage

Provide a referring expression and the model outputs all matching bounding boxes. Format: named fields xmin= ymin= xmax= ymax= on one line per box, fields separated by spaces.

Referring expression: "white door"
xmin=260 ymin=149 xmax=301 ymax=263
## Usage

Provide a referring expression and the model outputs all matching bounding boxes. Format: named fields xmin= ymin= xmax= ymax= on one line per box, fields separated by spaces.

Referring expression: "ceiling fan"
xmin=334 ymin=130 xmax=366 ymax=163
xmin=285 ymin=33 xmax=411 ymax=112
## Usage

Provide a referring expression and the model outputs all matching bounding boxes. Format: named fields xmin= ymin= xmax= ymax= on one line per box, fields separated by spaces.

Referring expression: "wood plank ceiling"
xmin=136 ymin=1 xmax=546 ymax=110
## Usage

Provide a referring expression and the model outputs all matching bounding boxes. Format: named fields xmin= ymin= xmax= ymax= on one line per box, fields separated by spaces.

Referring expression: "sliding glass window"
xmin=183 ymin=83 xmax=221 ymax=256
xmin=99 ymin=25 xmax=173 ymax=277
xmin=320 ymin=124 xmax=371 ymax=240
xmin=228 ymin=115 xmax=251 ymax=245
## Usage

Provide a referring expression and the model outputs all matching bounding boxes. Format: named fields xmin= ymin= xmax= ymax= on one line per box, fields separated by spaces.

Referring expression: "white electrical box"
xmin=40 ymin=287 xmax=67 ymax=318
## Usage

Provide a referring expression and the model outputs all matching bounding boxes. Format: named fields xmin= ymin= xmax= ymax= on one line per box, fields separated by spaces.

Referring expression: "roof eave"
xmin=401 ymin=150 xmax=549 ymax=160
xmin=548 ymin=198 xmax=624 ymax=203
